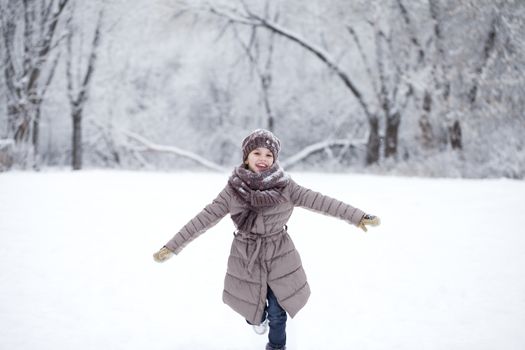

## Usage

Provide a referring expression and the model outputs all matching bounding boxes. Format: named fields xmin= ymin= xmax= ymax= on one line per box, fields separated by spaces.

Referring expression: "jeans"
xmin=265 ymin=287 xmax=287 ymax=348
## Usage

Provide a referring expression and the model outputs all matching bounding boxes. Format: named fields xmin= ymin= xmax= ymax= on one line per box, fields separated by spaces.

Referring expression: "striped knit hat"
xmin=241 ymin=129 xmax=281 ymax=161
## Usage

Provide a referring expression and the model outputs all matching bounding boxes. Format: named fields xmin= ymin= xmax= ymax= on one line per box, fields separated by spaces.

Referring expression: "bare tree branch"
xmin=231 ymin=4 xmax=276 ymax=131
xmin=347 ymin=25 xmax=380 ymax=102
xmin=469 ymin=16 xmax=498 ymax=104
xmin=78 ymin=9 xmax=102 ymax=107
xmin=395 ymin=0 xmax=425 ymax=64
xmin=28 ymin=0 xmax=70 ymax=92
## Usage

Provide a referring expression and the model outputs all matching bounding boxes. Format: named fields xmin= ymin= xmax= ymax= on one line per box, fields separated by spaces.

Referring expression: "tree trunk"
xmin=72 ymin=110 xmax=82 ymax=170
xmin=32 ymin=108 xmax=41 ymax=170
xmin=449 ymin=120 xmax=462 ymax=150
xmin=384 ymin=111 xmax=400 ymax=158
xmin=66 ymin=8 xmax=103 ymax=170
xmin=13 ymin=108 xmax=31 ymax=144
xmin=418 ymin=90 xmax=434 ymax=148
xmin=366 ymin=116 xmax=380 ymax=165
xmin=261 ymin=74 xmax=275 ymax=132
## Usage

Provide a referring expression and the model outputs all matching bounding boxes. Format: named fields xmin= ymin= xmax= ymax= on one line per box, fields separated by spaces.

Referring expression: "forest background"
xmin=1 ymin=0 xmax=524 ymax=178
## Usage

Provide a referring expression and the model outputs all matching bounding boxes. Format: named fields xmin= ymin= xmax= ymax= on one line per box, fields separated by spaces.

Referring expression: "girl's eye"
xmin=266 ymin=154 xmax=273 ymax=158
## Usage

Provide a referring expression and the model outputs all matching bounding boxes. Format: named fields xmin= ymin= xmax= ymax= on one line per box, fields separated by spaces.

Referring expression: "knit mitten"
xmin=153 ymin=246 xmax=174 ymax=263
xmin=358 ymin=214 xmax=381 ymax=232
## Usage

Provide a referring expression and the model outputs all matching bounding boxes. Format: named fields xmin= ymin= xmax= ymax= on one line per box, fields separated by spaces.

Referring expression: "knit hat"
xmin=241 ymin=129 xmax=281 ymax=161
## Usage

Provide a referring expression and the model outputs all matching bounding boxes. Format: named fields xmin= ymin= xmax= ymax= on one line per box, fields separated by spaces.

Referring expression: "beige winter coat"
xmin=165 ymin=178 xmax=365 ymax=325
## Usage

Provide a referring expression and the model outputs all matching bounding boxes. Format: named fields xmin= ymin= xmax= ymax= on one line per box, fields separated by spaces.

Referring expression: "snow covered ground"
xmin=1 ymin=170 xmax=524 ymax=350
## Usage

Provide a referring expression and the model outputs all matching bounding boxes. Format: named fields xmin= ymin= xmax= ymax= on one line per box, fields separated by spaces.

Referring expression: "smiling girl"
xmin=153 ymin=129 xmax=380 ymax=350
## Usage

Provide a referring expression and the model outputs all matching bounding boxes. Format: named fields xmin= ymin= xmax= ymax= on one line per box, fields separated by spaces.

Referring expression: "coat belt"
xmin=234 ymin=226 xmax=287 ymax=273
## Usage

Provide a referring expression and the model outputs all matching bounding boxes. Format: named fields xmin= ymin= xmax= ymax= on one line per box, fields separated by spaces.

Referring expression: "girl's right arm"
xmin=159 ymin=185 xmax=231 ymax=256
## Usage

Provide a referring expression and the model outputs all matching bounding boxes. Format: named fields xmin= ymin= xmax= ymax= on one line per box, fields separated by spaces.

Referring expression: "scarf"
xmin=228 ymin=162 xmax=290 ymax=232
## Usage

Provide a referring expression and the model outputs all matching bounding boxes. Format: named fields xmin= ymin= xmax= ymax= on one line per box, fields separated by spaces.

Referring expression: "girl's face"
xmin=245 ymin=147 xmax=274 ymax=173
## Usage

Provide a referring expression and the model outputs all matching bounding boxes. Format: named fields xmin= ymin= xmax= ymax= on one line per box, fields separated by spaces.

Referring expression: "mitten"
xmin=153 ymin=246 xmax=174 ymax=263
xmin=358 ymin=214 xmax=381 ymax=232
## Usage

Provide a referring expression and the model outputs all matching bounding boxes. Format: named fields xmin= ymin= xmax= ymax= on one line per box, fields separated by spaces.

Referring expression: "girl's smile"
xmin=245 ymin=147 xmax=274 ymax=173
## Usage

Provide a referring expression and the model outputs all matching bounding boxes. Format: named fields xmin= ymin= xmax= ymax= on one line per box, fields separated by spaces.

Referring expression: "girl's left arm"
xmin=288 ymin=179 xmax=367 ymax=227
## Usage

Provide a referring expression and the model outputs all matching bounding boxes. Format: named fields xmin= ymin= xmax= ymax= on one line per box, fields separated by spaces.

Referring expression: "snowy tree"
xmin=0 ymin=0 xmax=69 ymax=169
xmin=391 ymin=0 xmax=525 ymax=176
xmin=65 ymin=5 xmax=103 ymax=170
xmin=0 ymin=0 xmax=522 ymax=177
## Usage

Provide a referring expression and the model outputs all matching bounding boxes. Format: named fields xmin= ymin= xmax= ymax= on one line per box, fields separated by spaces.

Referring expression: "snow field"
xmin=1 ymin=171 xmax=524 ymax=350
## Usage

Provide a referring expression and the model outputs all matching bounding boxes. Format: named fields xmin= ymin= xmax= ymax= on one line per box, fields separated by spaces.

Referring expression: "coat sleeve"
xmin=164 ymin=185 xmax=231 ymax=254
xmin=288 ymin=179 xmax=365 ymax=226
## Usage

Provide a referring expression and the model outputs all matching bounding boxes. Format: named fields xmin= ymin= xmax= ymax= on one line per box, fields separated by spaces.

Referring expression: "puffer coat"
xmin=164 ymin=178 xmax=365 ymax=325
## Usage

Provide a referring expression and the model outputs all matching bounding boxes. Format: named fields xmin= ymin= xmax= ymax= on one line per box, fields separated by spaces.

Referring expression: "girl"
xmin=153 ymin=129 xmax=380 ymax=350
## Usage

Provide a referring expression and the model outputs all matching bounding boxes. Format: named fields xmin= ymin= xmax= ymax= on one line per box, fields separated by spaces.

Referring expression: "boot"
xmin=265 ymin=343 xmax=286 ymax=350
xmin=252 ymin=319 xmax=269 ymax=335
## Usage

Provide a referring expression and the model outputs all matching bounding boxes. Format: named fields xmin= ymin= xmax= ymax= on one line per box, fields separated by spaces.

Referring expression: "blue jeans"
xmin=248 ymin=286 xmax=287 ymax=348
xmin=265 ymin=287 xmax=287 ymax=348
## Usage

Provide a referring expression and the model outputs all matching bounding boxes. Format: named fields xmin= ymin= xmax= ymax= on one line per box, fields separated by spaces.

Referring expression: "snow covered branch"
xmin=281 ymin=139 xmax=367 ymax=170
xmin=122 ymin=130 xmax=227 ymax=172
xmin=0 ymin=139 xmax=15 ymax=147
xmin=202 ymin=1 xmax=375 ymax=120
